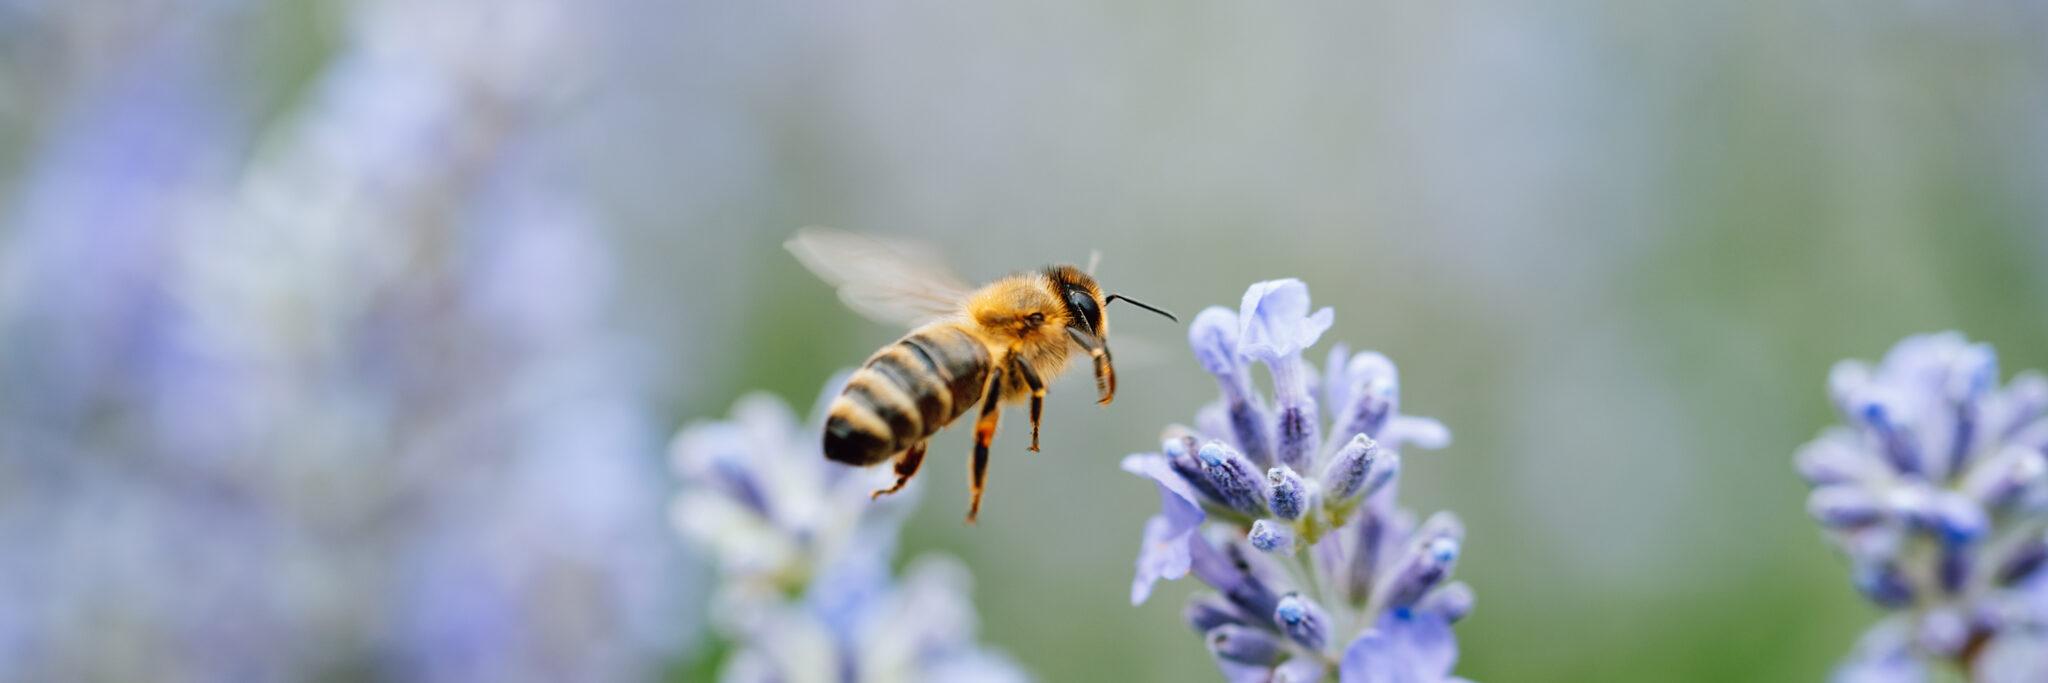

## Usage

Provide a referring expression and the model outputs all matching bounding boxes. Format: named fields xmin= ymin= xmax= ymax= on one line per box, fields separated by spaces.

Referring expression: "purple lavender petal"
xmin=1339 ymin=610 xmax=1458 ymax=683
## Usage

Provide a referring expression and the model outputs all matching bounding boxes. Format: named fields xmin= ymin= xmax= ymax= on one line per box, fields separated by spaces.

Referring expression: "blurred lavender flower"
xmin=0 ymin=1 xmax=687 ymax=680
xmin=673 ymin=380 xmax=1030 ymax=683
xmin=1798 ymin=332 xmax=2048 ymax=682
xmin=1126 ymin=279 xmax=1474 ymax=683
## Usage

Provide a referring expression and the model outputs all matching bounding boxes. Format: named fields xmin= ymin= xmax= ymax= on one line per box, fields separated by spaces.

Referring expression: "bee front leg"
xmin=1012 ymin=355 xmax=1045 ymax=452
xmin=1064 ymin=327 xmax=1116 ymax=405
xmin=968 ymin=364 xmax=1007 ymax=524
xmin=871 ymin=441 xmax=927 ymax=500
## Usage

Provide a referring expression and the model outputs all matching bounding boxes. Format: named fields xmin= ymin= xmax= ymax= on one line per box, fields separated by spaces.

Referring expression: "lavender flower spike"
xmin=675 ymin=382 xmax=1029 ymax=682
xmin=1126 ymin=279 xmax=1475 ymax=683
xmin=1799 ymin=332 xmax=2048 ymax=681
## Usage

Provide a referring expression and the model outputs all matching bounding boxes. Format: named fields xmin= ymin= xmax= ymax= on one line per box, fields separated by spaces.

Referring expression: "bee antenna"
xmin=1106 ymin=294 xmax=1178 ymax=323
xmin=1086 ymin=249 xmax=1103 ymax=276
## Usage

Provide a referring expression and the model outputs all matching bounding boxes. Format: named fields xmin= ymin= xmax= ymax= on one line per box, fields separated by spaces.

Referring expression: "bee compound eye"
xmin=1063 ymin=287 xmax=1102 ymax=332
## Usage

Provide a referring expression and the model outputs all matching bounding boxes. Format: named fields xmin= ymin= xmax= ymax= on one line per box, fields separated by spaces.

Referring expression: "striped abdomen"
xmin=824 ymin=324 xmax=991 ymax=466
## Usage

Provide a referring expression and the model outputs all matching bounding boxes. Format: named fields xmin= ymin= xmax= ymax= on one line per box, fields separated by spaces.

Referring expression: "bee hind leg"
xmin=871 ymin=441 xmax=927 ymax=500
xmin=1012 ymin=355 xmax=1045 ymax=452
xmin=967 ymin=364 xmax=1007 ymax=524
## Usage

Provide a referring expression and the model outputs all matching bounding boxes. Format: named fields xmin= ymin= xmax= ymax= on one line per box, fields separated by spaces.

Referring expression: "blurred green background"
xmin=7 ymin=1 xmax=2048 ymax=681
xmin=635 ymin=3 xmax=2048 ymax=681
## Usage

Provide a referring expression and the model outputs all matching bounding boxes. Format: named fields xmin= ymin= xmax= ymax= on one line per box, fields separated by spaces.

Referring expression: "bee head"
xmin=1045 ymin=265 xmax=1106 ymax=336
xmin=1044 ymin=264 xmax=1177 ymax=338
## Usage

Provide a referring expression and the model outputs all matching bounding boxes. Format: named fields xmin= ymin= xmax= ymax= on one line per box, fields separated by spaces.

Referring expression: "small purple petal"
xmin=1915 ymin=607 xmax=1969 ymax=657
xmin=1340 ymin=610 xmax=1458 ymax=683
xmin=1237 ymin=278 xmax=1334 ymax=364
xmin=1124 ymin=452 xmax=1207 ymax=605
xmin=1273 ymin=658 xmax=1327 ymax=683
xmin=1418 ymin=581 xmax=1475 ymax=623
xmin=1131 ymin=514 xmax=1196 ymax=605
xmin=1383 ymin=416 xmax=1451 ymax=451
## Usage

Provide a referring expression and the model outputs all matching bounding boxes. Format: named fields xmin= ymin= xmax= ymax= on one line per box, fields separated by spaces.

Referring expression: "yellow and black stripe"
xmin=824 ymin=325 xmax=990 ymax=466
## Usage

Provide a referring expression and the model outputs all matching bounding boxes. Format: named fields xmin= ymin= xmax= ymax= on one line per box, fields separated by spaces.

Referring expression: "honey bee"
xmin=786 ymin=228 xmax=1178 ymax=522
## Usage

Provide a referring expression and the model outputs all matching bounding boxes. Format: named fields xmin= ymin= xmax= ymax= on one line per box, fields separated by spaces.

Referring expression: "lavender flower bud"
xmin=1794 ymin=435 xmax=1877 ymax=486
xmin=1191 ymin=308 xmax=1273 ymax=467
xmin=1322 ymin=434 xmax=1390 ymax=502
xmin=1853 ymin=562 xmax=1915 ymax=608
xmin=1995 ymin=535 xmax=2048 ymax=586
xmin=1185 ymin=596 xmax=1247 ymax=634
xmin=1930 ymin=493 xmax=1989 ymax=545
xmin=1198 ymin=442 xmax=1270 ymax=516
xmin=1419 ymin=580 xmax=1475 ymax=623
xmin=2001 ymin=373 xmax=2048 ymax=439
xmin=1266 ymin=466 xmax=1309 ymax=520
xmin=1166 ymin=435 xmax=1228 ymax=505
xmin=1249 ymin=519 xmax=1295 ymax=553
xmin=1807 ymin=486 xmax=1884 ymax=529
xmin=1229 ymin=401 xmax=1275 ymax=470
xmin=1274 ymin=398 xmax=1320 ymax=472
xmin=1858 ymin=399 xmax=1924 ymax=477
xmin=1346 ymin=505 xmax=1386 ymax=605
xmin=1947 ymin=343 xmax=1999 ymax=404
xmin=1333 ymin=353 xmax=1398 ymax=442
xmin=1381 ymin=535 xmax=1460 ymax=610
xmin=1190 ymin=307 xmax=1243 ymax=377
xmin=711 ymin=457 xmax=772 ymax=519
xmin=1829 ymin=360 xmax=1873 ymax=421
xmin=1939 ymin=544 xmax=1971 ymax=595
xmin=1205 ymin=625 xmax=1283 ymax=666
xmin=1191 ymin=537 xmax=1282 ymax=627
xmin=1273 ymin=593 xmax=1331 ymax=651
xmin=1963 ymin=446 xmax=2046 ymax=509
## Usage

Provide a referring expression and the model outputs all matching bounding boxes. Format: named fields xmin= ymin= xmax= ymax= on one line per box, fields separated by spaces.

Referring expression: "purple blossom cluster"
xmin=0 ymin=1 xmax=685 ymax=680
xmin=1799 ymin=333 xmax=2048 ymax=682
xmin=1126 ymin=279 xmax=1475 ymax=683
xmin=672 ymin=380 xmax=1030 ymax=683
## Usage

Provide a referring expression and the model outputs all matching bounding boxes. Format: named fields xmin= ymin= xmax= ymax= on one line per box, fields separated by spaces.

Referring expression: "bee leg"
xmin=968 ymin=364 xmax=1007 ymax=524
xmin=871 ymin=441 xmax=927 ymax=500
xmin=1064 ymin=327 xmax=1116 ymax=405
xmin=1012 ymin=354 xmax=1045 ymax=452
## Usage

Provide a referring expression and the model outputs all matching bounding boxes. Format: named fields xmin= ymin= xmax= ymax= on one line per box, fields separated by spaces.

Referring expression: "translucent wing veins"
xmin=785 ymin=227 xmax=973 ymax=326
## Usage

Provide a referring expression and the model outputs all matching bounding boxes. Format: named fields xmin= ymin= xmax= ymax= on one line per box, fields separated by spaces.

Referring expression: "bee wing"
xmin=786 ymin=227 xmax=974 ymax=326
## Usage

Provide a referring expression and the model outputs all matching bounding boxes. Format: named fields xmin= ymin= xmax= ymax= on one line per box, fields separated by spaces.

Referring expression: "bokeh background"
xmin=4 ymin=1 xmax=2047 ymax=681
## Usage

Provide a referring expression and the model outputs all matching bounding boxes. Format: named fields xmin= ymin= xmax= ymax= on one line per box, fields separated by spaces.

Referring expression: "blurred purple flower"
xmin=1800 ymin=332 xmax=2048 ymax=681
xmin=1127 ymin=279 xmax=1474 ymax=682
xmin=673 ymin=383 xmax=1030 ymax=683
xmin=0 ymin=1 xmax=690 ymax=680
